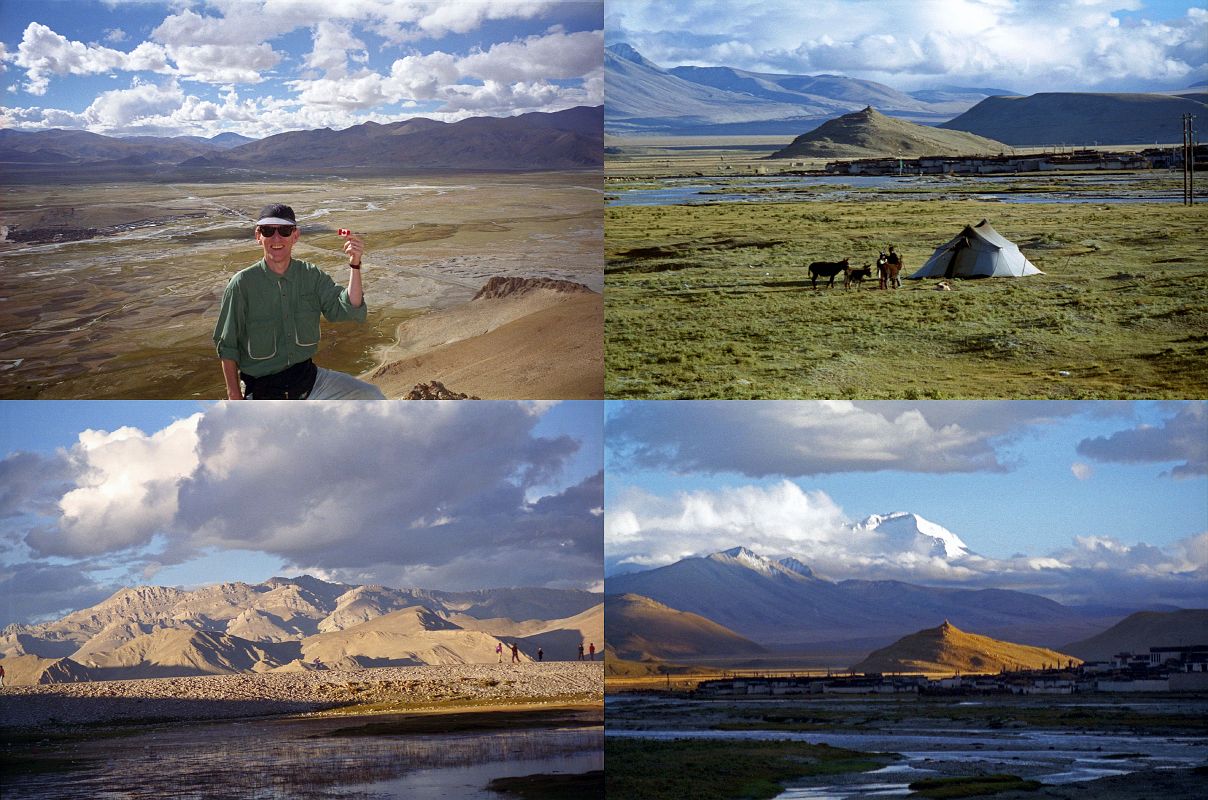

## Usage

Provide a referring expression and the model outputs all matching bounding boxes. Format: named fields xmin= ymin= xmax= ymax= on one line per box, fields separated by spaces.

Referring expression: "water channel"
xmin=6 ymin=713 xmax=603 ymax=799
xmin=606 ymin=173 xmax=1188 ymax=207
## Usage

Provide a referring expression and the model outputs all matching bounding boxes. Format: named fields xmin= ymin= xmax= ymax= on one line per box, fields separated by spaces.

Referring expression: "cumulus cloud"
xmin=12 ymin=22 xmax=171 ymax=95
xmin=459 ymin=29 xmax=605 ymax=83
xmin=2 ymin=403 xmax=602 ymax=612
xmin=606 ymin=400 xmax=1067 ymax=477
xmin=605 ymin=480 xmax=1208 ymax=606
xmin=1071 ymin=462 xmax=1093 ymax=480
xmin=7 ymin=4 xmax=602 ymax=135
xmin=25 ymin=415 xmax=202 ymax=557
xmin=1076 ymin=402 xmax=1207 ymax=478
xmin=609 ymin=0 xmax=1208 ymax=93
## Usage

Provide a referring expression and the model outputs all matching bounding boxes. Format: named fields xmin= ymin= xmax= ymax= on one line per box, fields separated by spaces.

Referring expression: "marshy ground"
xmin=604 ymin=693 xmax=1208 ymax=800
xmin=605 ymin=175 xmax=1207 ymax=398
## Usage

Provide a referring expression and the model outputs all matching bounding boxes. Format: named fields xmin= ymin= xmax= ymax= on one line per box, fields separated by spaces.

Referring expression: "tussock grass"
xmin=908 ymin=774 xmax=1042 ymax=798
xmin=605 ymin=738 xmax=892 ymax=800
xmin=606 ymin=197 xmax=1208 ymax=398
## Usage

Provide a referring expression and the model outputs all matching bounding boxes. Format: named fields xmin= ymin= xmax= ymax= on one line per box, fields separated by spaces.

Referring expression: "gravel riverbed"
xmin=0 ymin=661 xmax=603 ymax=730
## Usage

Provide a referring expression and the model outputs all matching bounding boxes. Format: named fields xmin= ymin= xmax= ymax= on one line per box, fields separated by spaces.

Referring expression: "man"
xmin=213 ymin=203 xmax=386 ymax=399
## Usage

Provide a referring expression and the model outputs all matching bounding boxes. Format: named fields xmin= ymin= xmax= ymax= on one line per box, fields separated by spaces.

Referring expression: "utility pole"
xmin=1183 ymin=113 xmax=1196 ymax=206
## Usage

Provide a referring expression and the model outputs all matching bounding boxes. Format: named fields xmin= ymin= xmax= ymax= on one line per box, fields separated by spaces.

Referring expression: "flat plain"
xmin=0 ymin=172 xmax=602 ymax=399
xmin=604 ymin=139 xmax=1207 ymax=399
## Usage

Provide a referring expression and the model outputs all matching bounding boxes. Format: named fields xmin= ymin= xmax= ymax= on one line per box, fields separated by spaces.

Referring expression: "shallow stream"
xmin=7 ymin=713 xmax=603 ymax=799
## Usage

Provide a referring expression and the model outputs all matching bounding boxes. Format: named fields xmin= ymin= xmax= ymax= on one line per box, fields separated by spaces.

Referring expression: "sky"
xmin=606 ymin=0 xmax=1208 ymax=95
xmin=605 ymin=400 xmax=1208 ymax=608
xmin=0 ymin=400 xmax=604 ymax=626
xmin=0 ymin=0 xmax=604 ymax=137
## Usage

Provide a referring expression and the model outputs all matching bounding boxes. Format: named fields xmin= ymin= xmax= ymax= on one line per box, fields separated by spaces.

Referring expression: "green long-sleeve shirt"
xmin=213 ymin=258 xmax=366 ymax=377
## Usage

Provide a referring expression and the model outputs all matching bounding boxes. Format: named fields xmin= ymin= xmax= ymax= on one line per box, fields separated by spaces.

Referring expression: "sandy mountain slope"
xmin=449 ymin=603 xmax=602 ymax=651
xmin=85 ymin=628 xmax=294 ymax=679
xmin=1062 ymin=609 xmax=1208 ymax=662
xmin=299 ymin=606 xmax=517 ymax=666
xmin=1 ymin=654 xmax=75 ymax=686
xmin=771 ymin=106 xmax=1009 ymax=159
xmin=851 ymin=621 xmax=1081 ymax=675
xmin=367 ymin=277 xmax=602 ymax=400
xmin=605 ymin=594 xmax=766 ymax=662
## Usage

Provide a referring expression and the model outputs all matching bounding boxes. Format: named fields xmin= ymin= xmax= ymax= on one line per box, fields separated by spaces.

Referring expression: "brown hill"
xmin=1062 ymin=609 xmax=1208 ymax=662
xmin=604 ymin=594 xmax=766 ymax=662
xmin=367 ymin=279 xmax=602 ymax=399
xmin=770 ymin=106 xmax=1009 ymax=159
xmin=939 ymin=92 xmax=1208 ymax=146
xmin=299 ymin=607 xmax=511 ymax=666
xmin=851 ymin=621 xmax=1080 ymax=675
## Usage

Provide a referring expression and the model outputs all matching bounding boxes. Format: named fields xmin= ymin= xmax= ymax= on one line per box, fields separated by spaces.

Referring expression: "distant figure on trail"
xmin=511 ymin=643 xmax=521 ymax=663
xmin=588 ymin=642 xmax=596 ymax=661
xmin=537 ymin=647 xmax=544 ymax=662
xmin=578 ymin=643 xmax=585 ymax=661
xmin=496 ymin=642 xmax=503 ymax=663
xmin=0 ymin=662 xmax=5 ymax=687
xmin=213 ymin=203 xmax=386 ymax=400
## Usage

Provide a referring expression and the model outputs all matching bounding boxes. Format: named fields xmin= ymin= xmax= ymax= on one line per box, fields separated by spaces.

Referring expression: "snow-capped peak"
xmin=777 ymin=557 xmax=815 ymax=579
xmin=709 ymin=547 xmax=816 ymax=580
xmin=710 ymin=546 xmax=781 ymax=575
xmin=858 ymin=512 xmax=971 ymax=559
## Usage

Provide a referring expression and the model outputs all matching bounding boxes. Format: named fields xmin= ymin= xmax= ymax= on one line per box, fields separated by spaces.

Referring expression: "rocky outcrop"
xmin=405 ymin=381 xmax=481 ymax=400
xmin=472 ymin=276 xmax=596 ymax=300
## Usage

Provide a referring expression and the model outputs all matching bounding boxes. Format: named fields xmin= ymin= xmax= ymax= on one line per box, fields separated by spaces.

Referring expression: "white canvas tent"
xmin=907 ymin=219 xmax=1042 ymax=279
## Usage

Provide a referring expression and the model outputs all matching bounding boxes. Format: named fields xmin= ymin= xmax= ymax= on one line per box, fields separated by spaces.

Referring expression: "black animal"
xmin=843 ymin=265 xmax=872 ymax=290
xmin=808 ymin=258 xmax=849 ymax=289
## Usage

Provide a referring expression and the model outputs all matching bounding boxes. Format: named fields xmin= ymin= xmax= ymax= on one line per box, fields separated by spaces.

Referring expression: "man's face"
xmin=256 ymin=224 xmax=299 ymax=268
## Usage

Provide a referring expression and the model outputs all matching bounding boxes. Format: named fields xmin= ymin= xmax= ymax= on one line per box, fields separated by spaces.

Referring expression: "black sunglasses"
xmin=258 ymin=225 xmax=296 ymax=238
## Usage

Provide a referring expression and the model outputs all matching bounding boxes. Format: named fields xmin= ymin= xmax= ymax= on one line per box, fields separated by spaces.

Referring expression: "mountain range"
xmin=605 ymin=43 xmax=1011 ymax=135
xmin=605 ymin=513 xmax=1142 ymax=653
xmin=0 ymin=576 xmax=602 ymax=685
xmin=0 ymin=106 xmax=602 ymax=176
xmin=939 ymin=92 xmax=1208 ymax=146
xmin=606 ymin=44 xmax=1206 ymax=145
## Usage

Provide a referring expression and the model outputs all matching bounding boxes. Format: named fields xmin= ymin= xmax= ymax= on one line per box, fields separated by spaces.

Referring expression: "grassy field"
xmin=605 ymin=737 xmax=890 ymax=800
xmin=606 ymin=192 xmax=1208 ymax=398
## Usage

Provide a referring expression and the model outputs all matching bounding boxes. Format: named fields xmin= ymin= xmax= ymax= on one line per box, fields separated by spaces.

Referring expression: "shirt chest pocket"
xmin=245 ymin=308 xmax=279 ymax=361
xmin=294 ymin=291 xmax=321 ymax=347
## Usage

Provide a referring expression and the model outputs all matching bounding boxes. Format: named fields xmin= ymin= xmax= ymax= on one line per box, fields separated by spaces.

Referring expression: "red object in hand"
xmin=338 ymin=228 xmax=350 ymax=236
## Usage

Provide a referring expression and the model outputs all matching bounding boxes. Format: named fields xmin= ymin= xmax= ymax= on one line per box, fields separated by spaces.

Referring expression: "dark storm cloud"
xmin=1076 ymin=402 xmax=1207 ymax=478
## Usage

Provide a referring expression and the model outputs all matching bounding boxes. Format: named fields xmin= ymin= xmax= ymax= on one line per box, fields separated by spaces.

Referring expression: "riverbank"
xmin=0 ymin=661 xmax=604 ymax=731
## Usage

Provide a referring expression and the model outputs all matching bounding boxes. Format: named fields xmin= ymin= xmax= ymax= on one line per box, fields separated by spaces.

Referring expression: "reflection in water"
xmin=8 ymin=715 xmax=603 ymax=800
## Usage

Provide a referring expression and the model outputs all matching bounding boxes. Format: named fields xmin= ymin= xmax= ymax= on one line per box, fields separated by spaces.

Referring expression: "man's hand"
xmin=340 ymin=230 xmax=364 ymax=266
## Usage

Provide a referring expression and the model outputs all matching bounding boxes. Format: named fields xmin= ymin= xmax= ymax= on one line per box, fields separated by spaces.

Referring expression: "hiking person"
xmin=496 ymin=642 xmax=503 ymax=663
xmin=213 ymin=203 xmax=386 ymax=400
xmin=588 ymin=642 xmax=596 ymax=661
xmin=511 ymin=643 xmax=521 ymax=663
xmin=0 ymin=662 xmax=5 ymax=687
xmin=578 ymin=643 xmax=584 ymax=661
